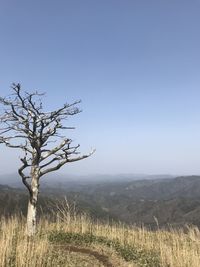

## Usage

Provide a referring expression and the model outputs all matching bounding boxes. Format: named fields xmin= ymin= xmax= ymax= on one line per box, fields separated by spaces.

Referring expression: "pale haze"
xmin=0 ymin=0 xmax=200 ymax=176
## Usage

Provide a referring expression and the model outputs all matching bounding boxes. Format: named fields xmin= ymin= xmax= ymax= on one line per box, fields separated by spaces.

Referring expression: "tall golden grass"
xmin=0 ymin=205 xmax=199 ymax=267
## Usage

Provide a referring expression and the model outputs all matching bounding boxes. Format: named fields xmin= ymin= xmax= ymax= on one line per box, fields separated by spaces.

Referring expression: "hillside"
xmin=0 ymin=211 xmax=199 ymax=267
xmin=72 ymin=175 xmax=200 ymax=228
xmin=1 ymin=175 xmax=200 ymax=228
xmin=1 ymin=176 xmax=200 ymax=266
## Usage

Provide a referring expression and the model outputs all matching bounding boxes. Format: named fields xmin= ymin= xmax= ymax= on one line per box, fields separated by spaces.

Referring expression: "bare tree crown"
xmin=0 ymin=83 xmax=94 ymax=194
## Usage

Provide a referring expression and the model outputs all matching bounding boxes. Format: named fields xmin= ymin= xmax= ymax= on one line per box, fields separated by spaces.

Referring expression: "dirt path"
xmin=53 ymin=244 xmax=115 ymax=267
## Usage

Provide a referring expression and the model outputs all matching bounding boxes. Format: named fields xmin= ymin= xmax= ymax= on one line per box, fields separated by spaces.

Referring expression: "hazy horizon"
xmin=1 ymin=1 xmax=200 ymax=175
xmin=0 ymin=170 xmax=196 ymax=178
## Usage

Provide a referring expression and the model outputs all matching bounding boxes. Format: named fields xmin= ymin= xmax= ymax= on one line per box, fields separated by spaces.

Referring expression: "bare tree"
xmin=0 ymin=83 xmax=95 ymax=236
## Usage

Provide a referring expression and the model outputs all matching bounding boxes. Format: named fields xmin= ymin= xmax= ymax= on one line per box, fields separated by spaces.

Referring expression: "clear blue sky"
xmin=0 ymin=0 xmax=200 ymax=176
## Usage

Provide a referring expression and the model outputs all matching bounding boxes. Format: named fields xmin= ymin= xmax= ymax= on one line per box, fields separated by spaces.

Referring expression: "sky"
xmin=0 ymin=0 xmax=200 ymax=176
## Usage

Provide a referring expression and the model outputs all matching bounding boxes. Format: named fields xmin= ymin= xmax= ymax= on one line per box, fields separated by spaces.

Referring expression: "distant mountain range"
xmin=79 ymin=175 xmax=200 ymax=228
xmin=1 ymin=174 xmax=200 ymax=229
xmin=0 ymin=173 xmax=174 ymax=188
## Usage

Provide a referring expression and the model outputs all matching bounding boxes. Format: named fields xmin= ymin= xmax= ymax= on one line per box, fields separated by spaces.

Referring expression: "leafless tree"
xmin=0 ymin=83 xmax=95 ymax=236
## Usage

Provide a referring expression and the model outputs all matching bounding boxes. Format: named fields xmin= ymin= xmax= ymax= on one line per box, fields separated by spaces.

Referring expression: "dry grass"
xmin=0 ymin=205 xmax=200 ymax=267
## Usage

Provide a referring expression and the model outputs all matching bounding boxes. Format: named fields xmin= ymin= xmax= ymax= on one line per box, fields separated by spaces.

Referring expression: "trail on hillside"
xmin=53 ymin=244 xmax=115 ymax=267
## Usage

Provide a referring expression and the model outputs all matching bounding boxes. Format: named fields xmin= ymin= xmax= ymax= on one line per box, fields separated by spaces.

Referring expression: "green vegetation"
xmin=49 ymin=231 xmax=160 ymax=267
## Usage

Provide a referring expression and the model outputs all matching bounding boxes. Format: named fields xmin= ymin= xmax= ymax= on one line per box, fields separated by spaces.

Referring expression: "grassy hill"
xmin=0 ymin=210 xmax=199 ymax=267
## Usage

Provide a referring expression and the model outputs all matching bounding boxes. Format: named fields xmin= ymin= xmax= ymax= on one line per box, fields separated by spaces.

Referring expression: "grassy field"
xmin=0 ymin=205 xmax=200 ymax=267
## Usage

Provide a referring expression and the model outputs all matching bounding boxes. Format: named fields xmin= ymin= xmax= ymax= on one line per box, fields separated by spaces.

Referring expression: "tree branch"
xmin=40 ymin=138 xmax=71 ymax=161
xmin=40 ymin=148 xmax=95 ymax=177
xmin=18 ymin=157 xmax=32 ymax=197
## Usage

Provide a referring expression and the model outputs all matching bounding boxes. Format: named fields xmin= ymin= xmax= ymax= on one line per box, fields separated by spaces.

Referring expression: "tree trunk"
xmin=26 ymin=166 xmax=40 ymax=236
xmin=27 ymin=198 xmax=37 ymax=236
